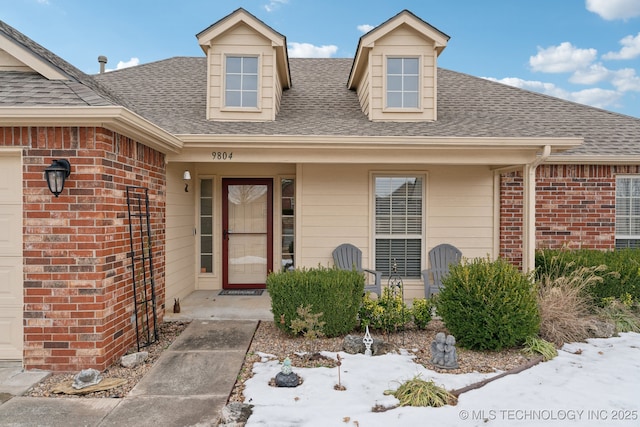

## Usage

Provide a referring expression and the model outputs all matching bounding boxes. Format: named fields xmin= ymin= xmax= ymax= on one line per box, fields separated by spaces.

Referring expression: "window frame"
xmin=223 ymin=54 xmax=260 ymax=110
xmin=615 ymin=175 xmax=640 ymax=249
xmin=372 ymin=173 xmax=426 ymax=278
xmin=384 ymin=56 xmax=421 ymax=111
xmin=198 ymin=176 xmax=215 ymax=274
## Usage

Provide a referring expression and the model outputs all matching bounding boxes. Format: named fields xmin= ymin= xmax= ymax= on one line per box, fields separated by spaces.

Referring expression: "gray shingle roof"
xmin=93 ymin=56 xmax=640 ymax=157
xmin=0 ymin=20 xmax=129 ymax=107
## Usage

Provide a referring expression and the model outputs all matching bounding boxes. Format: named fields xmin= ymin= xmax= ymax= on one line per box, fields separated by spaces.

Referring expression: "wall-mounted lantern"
xmin=183 ymin=170 xmax=192 ymax=192
xmin=44 ymin=159 xmax=71 ymax=197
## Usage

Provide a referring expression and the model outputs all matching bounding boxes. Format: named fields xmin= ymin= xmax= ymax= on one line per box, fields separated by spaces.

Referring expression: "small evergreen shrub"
xmin=358 ymin=287 xmax=409 ymax=333
xmin=267 ymin=266 xmax=364 ymax=337
xmin=436 ymin=257 xmax=540 ymax=351
xmin=411 ymin=298 xmax=432 ymax=330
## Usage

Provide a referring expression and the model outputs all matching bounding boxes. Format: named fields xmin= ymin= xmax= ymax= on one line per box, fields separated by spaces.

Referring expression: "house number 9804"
xmin=212 ymin=151 xmax=233 ymax=160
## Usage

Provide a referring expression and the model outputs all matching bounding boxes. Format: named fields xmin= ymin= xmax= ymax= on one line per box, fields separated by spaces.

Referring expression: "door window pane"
xmin=200 ymin=179 xmax=213 ymax=273
xmin=281 ymin=178 xmax=295 ymax=271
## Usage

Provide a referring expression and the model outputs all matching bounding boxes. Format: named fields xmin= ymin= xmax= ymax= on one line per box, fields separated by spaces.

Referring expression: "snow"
xmin=243 ymin=333 xmax=640 ymax=427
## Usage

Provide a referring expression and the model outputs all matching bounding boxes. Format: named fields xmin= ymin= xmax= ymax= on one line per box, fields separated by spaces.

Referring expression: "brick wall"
xmin=500 ymin=164 xmax=640 ymax=268
xmin=1 ymin=126 xmax=166 ymax=372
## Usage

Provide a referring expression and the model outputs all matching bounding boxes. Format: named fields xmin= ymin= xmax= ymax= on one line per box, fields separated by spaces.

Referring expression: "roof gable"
xmin=0 ymin=20 xmax=69 ymax=80
xmin=348 ymin=9 xmax=450 ymax=89
xmin=197 ymin=8 xmax=290 ymax=89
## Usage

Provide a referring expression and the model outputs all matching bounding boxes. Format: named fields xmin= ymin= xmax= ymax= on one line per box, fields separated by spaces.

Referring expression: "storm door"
xmin=222 ymin=178 xmax=273 ymax=289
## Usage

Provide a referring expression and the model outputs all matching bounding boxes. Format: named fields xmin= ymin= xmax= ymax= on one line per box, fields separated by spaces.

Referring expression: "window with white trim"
xmin=374 ymin=175 xmax=423 ymax=277
xmin=200 ymin=178 xmax=213 ymax=273
xmin=225 ymin=56 xmax=258 ymax=108
xmin=616 ymin=176 xmax=640 ymax=249
xmin=386 ymin=57 xmax=419 ymax=109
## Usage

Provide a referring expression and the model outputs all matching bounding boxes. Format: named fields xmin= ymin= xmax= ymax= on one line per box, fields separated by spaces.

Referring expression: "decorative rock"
xmin=121 ymin=351 xmax=149 ymax=368
xmin=219 ymin=402 xmax=253 ymax=426
xmin=275 ymin=372 xmax=300 ymax=387
xmin=72 ymin=368 xmax=102 ymax=389
xmin=588 ymin=319 xmax=616 ymax=338
xmin=343 ymin=335 xmax=390 ymax=355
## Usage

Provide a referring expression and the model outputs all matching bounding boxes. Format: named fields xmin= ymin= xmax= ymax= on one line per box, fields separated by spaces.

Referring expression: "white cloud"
xmin=569 ymin=63 xmax=611 ymax=84
xmin=357 ymin=24 xmax=374 ymax=34
xmin=288 ymin=42 xmax=338 ymax=58
xmin=264 ymin=0 xmax=288 ymax=13
xmin=485 ymin=77 xmax=622 ymax=109
xmin=105 ymin=57 xmax=140 ymax=72
xmin=611 ymin=67 xmax=640 ymax=91
xmin=603 ymin=32 xmax=640 ymax=60
xmin=586 ymin=0 xmax=640 ymax=20
xmin=529 ymin=42 xmax=597 ymax=73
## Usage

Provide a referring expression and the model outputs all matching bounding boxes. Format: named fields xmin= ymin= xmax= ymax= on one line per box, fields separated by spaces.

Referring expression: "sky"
xmin=2 ymin=0 xmax=640 ymax=118
xmin=243 ymin=333 xmax=640 ymax=426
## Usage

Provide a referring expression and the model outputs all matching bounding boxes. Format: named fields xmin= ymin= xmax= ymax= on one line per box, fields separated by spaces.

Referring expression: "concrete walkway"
xmin=0 ymin=319 xmax=258 ymax=427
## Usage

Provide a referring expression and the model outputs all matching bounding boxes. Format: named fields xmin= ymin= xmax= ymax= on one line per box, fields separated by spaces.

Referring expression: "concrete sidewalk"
xmin=0 ymin=320 xmax=257 ymax=427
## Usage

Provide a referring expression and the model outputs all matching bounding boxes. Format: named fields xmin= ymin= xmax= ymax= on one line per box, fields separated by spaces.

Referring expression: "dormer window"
xmin=225 ymin=55 xmax=258 ymax=108
xmin=386 ymin=57 xmax=419 ymax=109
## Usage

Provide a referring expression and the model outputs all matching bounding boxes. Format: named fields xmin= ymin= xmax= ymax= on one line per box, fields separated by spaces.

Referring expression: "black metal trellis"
xmin=126 ymin=186 xmax=158 ymax=351
xmin=387 ymin=258 xmax=405 ymax=345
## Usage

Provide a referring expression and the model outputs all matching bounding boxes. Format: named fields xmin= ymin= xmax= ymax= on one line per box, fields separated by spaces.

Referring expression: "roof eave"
xmin=0 ymin=106 xmax=183 ymax=154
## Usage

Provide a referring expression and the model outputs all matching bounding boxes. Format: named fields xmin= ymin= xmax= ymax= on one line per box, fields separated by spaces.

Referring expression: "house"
xmin=1 ymin=8 xmax=639 ymax=372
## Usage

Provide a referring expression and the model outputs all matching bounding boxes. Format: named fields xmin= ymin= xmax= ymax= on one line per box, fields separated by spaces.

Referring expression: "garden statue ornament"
xmin=275 ymin=357 xmax=300 ymax=387
xmin=430 ymin=332 xmax=458 ymax=369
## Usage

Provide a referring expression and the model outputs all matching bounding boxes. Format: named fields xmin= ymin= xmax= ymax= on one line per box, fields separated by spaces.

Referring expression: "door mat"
xmin=218 ymin=289 xmax=264 ymax=296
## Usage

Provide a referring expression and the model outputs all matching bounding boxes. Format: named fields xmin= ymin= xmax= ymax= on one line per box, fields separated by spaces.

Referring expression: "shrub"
xmin=436 ymin=257 xmax=540 ymax=351
xmin=411 ymin=298 xmax=432 ymax=330
xmin=535 ymin=248 xmax=640 ymax=303
xmin=358 ymin=287 xmax=409 ymax=333
xmin=267 ymin=266 xmax=363 ymax=337
xmin=522 ymin=336 xmax=557 ymax=361
xmin=597 ymin=296 xmax=640 ymax=333
xmin=384 ymin=376 xmax=455 ymax=407
xmin=536 ymin=255 xmax=603 ymax=346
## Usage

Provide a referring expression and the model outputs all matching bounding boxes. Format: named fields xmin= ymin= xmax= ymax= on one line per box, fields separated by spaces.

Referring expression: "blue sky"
xmin=3 ymin=0 xmax=640 ymax=117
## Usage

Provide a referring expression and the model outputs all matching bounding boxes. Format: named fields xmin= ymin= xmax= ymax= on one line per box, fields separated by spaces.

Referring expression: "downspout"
xmin=522 ymin=145 xmax=551 ymax=272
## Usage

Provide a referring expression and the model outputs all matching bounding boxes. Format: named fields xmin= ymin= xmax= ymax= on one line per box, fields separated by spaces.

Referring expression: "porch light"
xmin=44 ymin=159 xmax=71 ymax=197
xmin=183 ymin=170 xmax=192 ymax=192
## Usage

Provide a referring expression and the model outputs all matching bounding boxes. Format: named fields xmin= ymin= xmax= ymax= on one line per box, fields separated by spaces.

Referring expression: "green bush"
xmin=436 ymin=257 xmax=540 ymax=351
xmin=358 ymin=287 xmax=409 ymax=333
xmin=535 ymin=249 xmax=640 ymax=304
xmin=267 ymin=266 xmax=364 ymax=337
xmin=411 ymin=298 xmax=433 ymax=330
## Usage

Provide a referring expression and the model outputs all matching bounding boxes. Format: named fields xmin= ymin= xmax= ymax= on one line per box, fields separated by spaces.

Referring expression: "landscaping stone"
xmin=588 ymin=320 xmax=616 ymax=339
xmin=219 ymin=402 xmax=253 ymax=426
xmin=121 ymin=351 xmax=149 ymax=368
xmin=342 ymin=334 xmax=390 ymax=355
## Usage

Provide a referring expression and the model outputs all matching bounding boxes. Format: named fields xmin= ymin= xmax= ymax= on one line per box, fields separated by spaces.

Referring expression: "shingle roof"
xmin=93 ymin=56 xmax=640 ymax=157
xmin=0 ymin=20 xmax=128 ymax=107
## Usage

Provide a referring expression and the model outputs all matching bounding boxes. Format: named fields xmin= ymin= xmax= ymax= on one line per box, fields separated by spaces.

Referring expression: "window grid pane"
xmin=375 ymin=176 xmax=422 ymax=277
xmin=386 ymin=58 xmax=419 ymax=108
xmin=225 ymin=56 xmax=258 ymax=108
xmin=616 ymin=177 xmax=640 ymax=248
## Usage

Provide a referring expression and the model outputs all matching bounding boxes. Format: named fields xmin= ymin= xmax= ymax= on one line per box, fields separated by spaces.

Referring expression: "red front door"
xmin=222 ymin=178 xmax=273 ymax=289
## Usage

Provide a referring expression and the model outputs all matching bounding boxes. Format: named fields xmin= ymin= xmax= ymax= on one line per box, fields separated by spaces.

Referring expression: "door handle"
xmin=223 ymin=229 xmax=232 ymax=240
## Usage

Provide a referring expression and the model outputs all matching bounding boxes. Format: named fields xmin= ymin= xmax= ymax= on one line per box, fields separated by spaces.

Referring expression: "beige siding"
xmin=296 ymin=164 xmax=495 ymax=299
xmin=207 ymin=24 xmax=277 ymax=121
xmin=0 ymin=49 xmax=29 ymax=72
xmin=369 ymin=26 xmax=437 ymax=122
xmin=0 ymin=151 xmax=23 ymax=360
xmin=165 ymin=163 xmax=196 ymax=303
